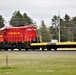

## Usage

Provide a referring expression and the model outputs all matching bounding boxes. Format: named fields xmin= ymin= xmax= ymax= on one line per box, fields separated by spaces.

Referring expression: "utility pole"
xmin=58 ymin=11 xmax=60 ymax=42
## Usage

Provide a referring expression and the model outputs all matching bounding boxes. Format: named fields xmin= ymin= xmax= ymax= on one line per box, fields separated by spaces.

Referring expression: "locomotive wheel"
xmin=0 ymin=48 xmax=1 ymax=51
xmin=32 ymin=48 xmax=35 ymax=51
xmin=11 ymin=49 xmax=13 ymax=51
xmin=25 ymin=48 xmax=28 ymax=51
xmin=47 ymin=48 xmax=51 ymax=51
xmin=5 ymin=49 xmax=8 ymax=51
xmin=19 ymin=48 xmax=21 ymax=51
xmin=41 ymin=47 xmax=44 ymax=51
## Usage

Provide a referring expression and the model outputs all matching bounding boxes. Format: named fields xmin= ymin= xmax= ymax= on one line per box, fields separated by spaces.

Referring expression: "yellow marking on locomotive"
xmin=10 ymin=32 xmax=20 ymax=35
xmin=17 ymin=32 xmax=20 ymax=34
xmin=30 ymin=43 xmax=48 ymax=46
xmin=0 ymin=35 xmax=2 ymax=38
xmin=56 ymin=42 xmax=76 ymax=45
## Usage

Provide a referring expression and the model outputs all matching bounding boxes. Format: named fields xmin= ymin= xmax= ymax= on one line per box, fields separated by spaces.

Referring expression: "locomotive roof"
xmin=0 ymin=25 xmax=36 ymax=30
xmin=7 ymin=25 xmax=35 ymax=28
xmin=3 ymin=26 xmax=35 ymax=29
xmin=0 ymin=26 xmax=6 ymax=30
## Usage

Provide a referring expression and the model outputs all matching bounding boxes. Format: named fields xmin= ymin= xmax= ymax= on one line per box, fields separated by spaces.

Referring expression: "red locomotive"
xmin=0 ymin=25 xmax=38 ymax=51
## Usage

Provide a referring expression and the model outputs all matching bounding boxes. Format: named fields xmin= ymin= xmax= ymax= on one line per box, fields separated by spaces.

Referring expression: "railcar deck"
xmin=30 ymin=42 xmax=76 ymax=51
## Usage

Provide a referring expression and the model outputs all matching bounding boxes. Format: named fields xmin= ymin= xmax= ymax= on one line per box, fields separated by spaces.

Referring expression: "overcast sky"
xmin=0 ymin=0 xmax=76 ymax=27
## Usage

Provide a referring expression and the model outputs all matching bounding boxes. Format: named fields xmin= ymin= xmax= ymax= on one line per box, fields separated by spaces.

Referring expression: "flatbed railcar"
xmin=0 ymin=25 xmax=76 ymax=51
xmin=30 ymin=42 xmax=76 ymax=51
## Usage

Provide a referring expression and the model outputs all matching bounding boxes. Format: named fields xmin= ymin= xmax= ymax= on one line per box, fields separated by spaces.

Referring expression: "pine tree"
xmin=40 ymin=20 xmax=51 ymax=42
xmin=10 ymin=11 xmax=33 ymax=26
xmin=0 ymin=15 xmax=5 ymax=28
xmin=23 ymin=13 xmax=33 ymax=25
xmin=10 ymin=11 xmax=24 ymax=26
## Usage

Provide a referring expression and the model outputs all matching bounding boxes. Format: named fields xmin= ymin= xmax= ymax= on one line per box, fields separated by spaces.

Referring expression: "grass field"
xmin=0 ymin=52 xmax=76 ymax=75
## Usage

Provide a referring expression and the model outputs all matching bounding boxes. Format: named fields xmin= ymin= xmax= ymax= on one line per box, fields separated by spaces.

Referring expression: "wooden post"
xmin=6 ymin=55 xmax=8 ymax=67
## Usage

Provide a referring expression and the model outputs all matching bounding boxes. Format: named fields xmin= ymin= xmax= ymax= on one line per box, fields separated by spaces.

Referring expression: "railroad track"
xmin=0 ymin=49 xmax=76 ymax=54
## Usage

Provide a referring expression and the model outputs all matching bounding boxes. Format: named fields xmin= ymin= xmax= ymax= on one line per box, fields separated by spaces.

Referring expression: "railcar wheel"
xmin=54 ymin=48 xmax=57 ymax=51
xmin=32 ymin=48 xmax=35 ymax=51
xmin=41 ymin=47 xmax=44 ymax=51
xmin=47 ymin=48 xmax=51 ymax=51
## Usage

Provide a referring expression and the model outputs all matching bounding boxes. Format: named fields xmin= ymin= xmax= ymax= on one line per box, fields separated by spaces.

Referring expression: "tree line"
xmin=50 ymin=14 xmax=76 ymax=42
xmin=0 ymin=11 xmax=76 ymax=42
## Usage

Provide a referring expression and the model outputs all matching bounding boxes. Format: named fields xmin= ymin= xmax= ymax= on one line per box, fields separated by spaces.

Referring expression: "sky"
xmin=0 ymin=0 xmax=76 ymax=27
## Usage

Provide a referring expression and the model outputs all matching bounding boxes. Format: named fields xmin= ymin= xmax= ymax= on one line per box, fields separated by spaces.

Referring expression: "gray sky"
xmin=0 ymin=0 xmax=76 ymax=27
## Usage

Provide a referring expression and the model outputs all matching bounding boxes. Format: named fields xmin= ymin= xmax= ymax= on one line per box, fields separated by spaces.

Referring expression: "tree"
xmin=9 ymin=11 xmax=33 ymax=27
xmin=50 ymin=14 xmax=76 ymax=42
xmin=72 ymin=16 xmax=76 ymax=41
xmin=50 ymin=14 xmax=71 ymax=41
xmin=73 ymin=27 xmax=76 ymax=41
xmin=40 ymin=20 xmax=51 ymax=42
xmin=49 ymin=26 xmax=58 ymax=40
xmin=0 ymin=15 xmax=5 ymax=28
xmin=50 ymin=15 xmax=59 ymax=40
xmin=64 ymin=14 xmax=74 ymax=41
xmin=23 ymin=13 xmax=33 ymax=25
xmin=10 ymin=11 xmax=24 ymax=26
xmin=52 ymin=15 xmax=58 ymax=27
xmin=59 ymin=18 xmax=68 ymax=41
xmin=64 ymin=14 xmax=70 ymax=22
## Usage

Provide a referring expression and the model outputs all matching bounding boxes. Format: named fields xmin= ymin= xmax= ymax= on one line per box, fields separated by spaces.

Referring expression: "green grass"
xmin=0 ymin=52 xmax=76 ymax=75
